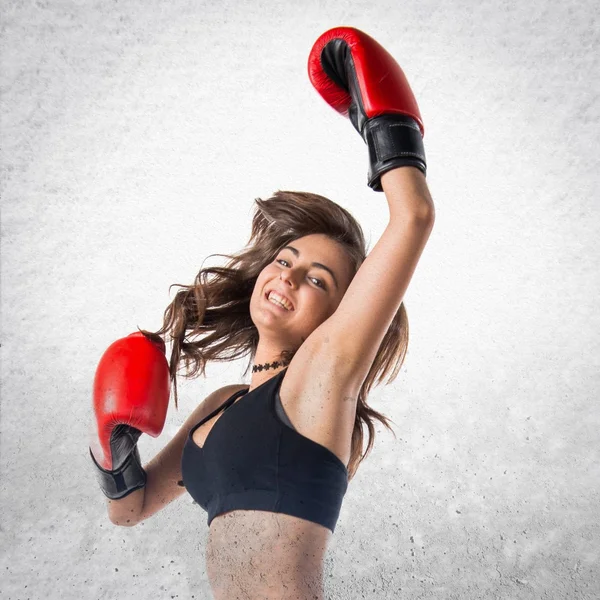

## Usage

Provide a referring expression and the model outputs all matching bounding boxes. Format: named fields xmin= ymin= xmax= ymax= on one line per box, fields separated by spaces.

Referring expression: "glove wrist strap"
xmin=364 ymin=114 xmax=427 ymax=191
xmin=89 ymin=446 xmax=147 ymax=500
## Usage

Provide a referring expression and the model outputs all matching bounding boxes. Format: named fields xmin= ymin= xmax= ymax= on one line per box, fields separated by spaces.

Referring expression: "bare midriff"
xmin=205 ymin=509 xmax=332 ymax=600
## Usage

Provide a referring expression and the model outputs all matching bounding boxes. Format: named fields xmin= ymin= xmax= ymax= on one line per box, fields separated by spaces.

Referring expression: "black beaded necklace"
xmin=251 ymin=359 xmax=291 ymax=373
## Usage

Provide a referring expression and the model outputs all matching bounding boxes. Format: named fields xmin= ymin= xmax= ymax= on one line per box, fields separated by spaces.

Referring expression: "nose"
xmin=279 ymin=270 xmax=297 ymax=288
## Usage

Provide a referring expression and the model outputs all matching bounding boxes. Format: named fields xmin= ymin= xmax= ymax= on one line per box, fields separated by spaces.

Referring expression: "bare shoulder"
xmin=213 ymin=383 xmax=249 ymax=405
xmin=221 ymin=383 xmax=250 ymax=394
xmin=183 ymin=383 xmax=248 ymax=426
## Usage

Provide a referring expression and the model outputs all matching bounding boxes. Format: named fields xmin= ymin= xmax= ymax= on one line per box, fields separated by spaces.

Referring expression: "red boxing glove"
xmin=89 ymin=331 xmax=170 ymax=499
xmin=308 ymin=26 xmax=426 ymax=190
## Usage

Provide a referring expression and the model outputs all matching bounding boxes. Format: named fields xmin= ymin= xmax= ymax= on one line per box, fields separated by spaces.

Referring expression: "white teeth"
xmin=270 ymin=297 xmax=287 ymax=310
xmin=268 ymin=292 xmax=292 ymax=311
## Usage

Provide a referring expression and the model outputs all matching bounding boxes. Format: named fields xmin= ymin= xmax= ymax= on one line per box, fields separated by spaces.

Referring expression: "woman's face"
xmin=250 ymin=233 xmax=354 ymax=347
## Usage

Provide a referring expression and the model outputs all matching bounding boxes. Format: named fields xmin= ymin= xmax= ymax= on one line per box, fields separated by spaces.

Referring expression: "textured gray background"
xmin=1 ymin=0 xmax=599 ymax=598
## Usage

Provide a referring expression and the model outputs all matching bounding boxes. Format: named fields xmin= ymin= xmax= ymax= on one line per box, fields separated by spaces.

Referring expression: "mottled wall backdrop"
xmin=1 ymin=0 xmax=598 ymax=598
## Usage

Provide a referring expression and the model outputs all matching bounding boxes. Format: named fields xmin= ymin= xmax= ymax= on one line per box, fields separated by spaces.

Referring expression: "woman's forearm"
xmin=106 ymin=487 xmax=145 ymax=527
xmin=381 ymin=167 xmax=435 ymax=223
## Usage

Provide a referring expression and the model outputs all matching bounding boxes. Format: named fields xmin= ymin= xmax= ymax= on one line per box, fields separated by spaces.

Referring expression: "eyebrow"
xmin=281 ymin=245 xmax=338 ymax=290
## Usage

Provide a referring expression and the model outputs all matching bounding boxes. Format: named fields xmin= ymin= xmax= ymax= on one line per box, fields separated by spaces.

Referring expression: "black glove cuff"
xmin=364 ymin=114 xmax=427 ymax=191
xmin=89 ymin=445 xmax=147 ymax=500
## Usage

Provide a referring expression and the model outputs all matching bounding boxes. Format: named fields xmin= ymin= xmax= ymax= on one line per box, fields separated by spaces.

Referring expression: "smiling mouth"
xmin=264 ymin=291 xmax=293 ymax=311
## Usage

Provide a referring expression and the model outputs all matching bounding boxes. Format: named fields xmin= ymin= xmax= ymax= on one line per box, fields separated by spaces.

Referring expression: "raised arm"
xmin=322 ymin=167 xmax=434 ymax=387
xmin=307 ymin=27 xmax=435 ymax=387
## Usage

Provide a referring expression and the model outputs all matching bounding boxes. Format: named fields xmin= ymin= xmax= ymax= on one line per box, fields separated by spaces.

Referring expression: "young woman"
xmin=90 ymin=26 xmax=435 ymax=599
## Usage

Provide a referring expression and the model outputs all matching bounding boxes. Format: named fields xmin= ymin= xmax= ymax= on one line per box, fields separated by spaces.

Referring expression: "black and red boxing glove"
xmin=89 ymin=331 xmax=170 ymax=499
xmin=308 ymin=26 xmax=426 ymax=191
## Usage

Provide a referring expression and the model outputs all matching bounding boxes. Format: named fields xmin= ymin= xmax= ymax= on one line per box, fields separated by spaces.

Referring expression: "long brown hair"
xmin=139 ymin=190 xmax=408 ymax=480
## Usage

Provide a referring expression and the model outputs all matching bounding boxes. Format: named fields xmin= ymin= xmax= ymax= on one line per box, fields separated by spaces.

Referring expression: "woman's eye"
xmin=276 ymin=259 xmax=325 ymax=289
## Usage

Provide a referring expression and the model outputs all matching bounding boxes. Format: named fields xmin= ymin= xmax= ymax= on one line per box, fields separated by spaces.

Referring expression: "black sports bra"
xmin=180 ymin=367 xmax=348 ymax=533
